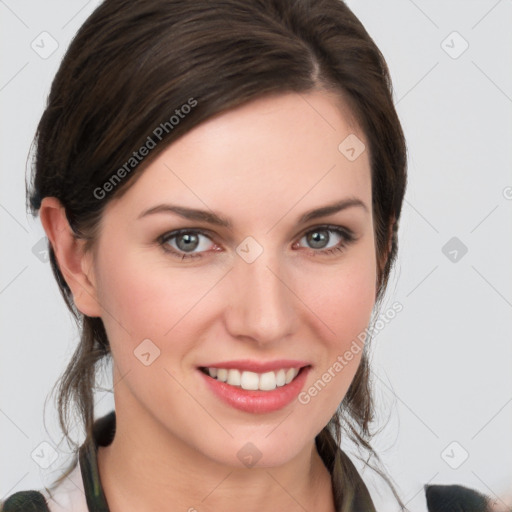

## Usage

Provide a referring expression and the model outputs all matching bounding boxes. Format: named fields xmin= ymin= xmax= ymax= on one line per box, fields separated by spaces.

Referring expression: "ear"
xmin=39 ymin=197 xmax=102 ymax=318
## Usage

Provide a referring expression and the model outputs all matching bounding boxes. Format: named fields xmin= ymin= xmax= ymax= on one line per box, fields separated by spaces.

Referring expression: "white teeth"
xmin=259 ymin=371 xmax=276 ymax=391
xmin=204 ymin=367 xmax=301 ymax=391
xmin=227 ymin=369 xmax=241 ymax=386
xmin=240 ymin=371 xmax=259 ymax=390
xmin=285 ymin=368 xmax=297 ymax=384
xmin=216 ymin=368 xmax=228 ymax=382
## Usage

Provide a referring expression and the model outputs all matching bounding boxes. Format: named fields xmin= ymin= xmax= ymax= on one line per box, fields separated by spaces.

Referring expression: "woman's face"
xmin=86 ymin=90 xmax=377 ymax=467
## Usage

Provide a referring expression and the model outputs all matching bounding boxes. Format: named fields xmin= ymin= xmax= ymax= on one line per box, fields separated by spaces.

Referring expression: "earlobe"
xmin=39 ymin=197 xmax=102 ymax=318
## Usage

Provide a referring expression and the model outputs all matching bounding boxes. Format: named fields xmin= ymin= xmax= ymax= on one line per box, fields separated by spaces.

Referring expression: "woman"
xmin=1 ymin=0 xmax=499 ymax=511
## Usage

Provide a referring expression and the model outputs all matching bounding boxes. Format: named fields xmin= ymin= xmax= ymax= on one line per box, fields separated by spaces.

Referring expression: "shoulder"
xmin=1 ymin=463 xmax=88 ymax=512
xmin=1 ymin=490 xmax=50 ymax=512
xmin=425 ymin=484 xmax=510 ymax=512
xmin=1 ymin=412 xmax=114 ymax=512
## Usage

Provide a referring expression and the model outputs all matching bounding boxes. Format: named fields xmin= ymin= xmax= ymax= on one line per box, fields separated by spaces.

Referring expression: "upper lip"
xmin=199 ymin=359 xmax=311 ymax=373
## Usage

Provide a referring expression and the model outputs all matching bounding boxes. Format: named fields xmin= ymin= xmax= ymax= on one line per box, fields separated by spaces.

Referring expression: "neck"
xmin=96 ymin=397 xmax=335 ymax=512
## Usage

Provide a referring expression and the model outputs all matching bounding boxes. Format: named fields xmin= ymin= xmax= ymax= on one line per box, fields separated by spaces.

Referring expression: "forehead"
xmin=106 ymin=91 xmax=371 ymax=226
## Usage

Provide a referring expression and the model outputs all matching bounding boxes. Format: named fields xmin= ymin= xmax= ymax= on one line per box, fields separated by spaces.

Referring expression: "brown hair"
xmin=28 ymin=0 xmax=407 ymax=509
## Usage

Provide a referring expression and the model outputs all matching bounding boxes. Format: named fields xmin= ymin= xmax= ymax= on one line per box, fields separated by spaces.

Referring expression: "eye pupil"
xmin=177 ymin=233 xmax=199 ymax=252
xmin=307 ymin=230 xmax=328 ymax=249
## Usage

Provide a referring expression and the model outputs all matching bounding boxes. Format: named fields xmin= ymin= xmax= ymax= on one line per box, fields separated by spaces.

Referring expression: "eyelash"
xmin=157 ymin=225 xmax=356 ymax=261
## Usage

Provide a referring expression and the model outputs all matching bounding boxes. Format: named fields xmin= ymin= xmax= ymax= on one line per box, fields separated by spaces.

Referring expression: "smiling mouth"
xmin=199 ymin=366 xmax=307 ymax=391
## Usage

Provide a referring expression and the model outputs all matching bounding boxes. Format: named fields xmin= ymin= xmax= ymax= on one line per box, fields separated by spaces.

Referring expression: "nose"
xmin=224 ymin=246 xmax=297 ymax=346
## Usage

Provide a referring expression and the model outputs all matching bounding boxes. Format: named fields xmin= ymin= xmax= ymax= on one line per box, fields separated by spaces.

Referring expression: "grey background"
xmin=1 ymin=1 xmax=511 ymax=510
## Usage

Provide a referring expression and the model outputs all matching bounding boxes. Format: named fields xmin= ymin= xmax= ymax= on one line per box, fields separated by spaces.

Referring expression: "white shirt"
xmin=41 ymin=463 xmax=89 ymax=512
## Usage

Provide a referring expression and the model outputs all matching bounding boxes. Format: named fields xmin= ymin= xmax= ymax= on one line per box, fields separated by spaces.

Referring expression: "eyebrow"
xmin=137 ymin=197 xmax=369 ymax=228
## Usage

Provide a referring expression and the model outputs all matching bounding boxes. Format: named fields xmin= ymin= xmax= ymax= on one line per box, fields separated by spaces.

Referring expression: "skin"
xmin=41 ymin=90 xmax=384 ymax=512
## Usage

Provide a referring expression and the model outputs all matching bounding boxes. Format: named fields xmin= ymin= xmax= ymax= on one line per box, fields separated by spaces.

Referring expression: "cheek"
xmin=295 ymin=241 xmax=377 ymax=409
xmin=302 ymin=241 xmax=377 ymax=345
xmin=95 ymin=247 xmax=196 ymax=340
xmin=93 ymin=251 xmax=202 ymax=405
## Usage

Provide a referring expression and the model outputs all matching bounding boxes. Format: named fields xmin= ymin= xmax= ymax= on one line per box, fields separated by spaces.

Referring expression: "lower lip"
xmin=198 ymin=366 xmax=311 ymax=414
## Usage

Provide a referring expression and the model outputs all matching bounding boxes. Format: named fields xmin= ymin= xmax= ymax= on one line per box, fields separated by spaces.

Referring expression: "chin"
xmin=200 ymin=427 xmax=315 ymax=470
